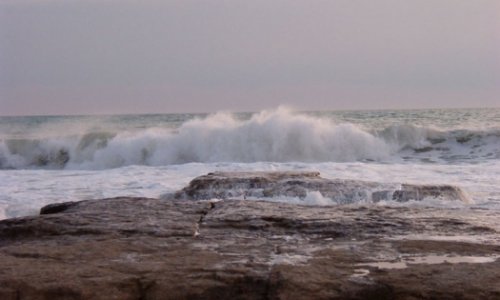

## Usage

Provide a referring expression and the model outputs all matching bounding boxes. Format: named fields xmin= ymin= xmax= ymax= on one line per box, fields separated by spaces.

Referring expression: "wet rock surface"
xmin=171 ymin=171 xmax=471 ymax=203
xmin=1 ymin=196 xmax=499 ymax=299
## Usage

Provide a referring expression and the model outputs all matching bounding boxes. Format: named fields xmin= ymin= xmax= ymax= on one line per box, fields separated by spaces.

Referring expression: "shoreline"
xmin=1 ymin=171 xmax=499 ymax=299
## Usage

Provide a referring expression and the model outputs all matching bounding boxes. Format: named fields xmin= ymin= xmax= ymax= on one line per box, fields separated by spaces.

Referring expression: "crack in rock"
xmin=194 ymin=201 xmax=217 ymax=237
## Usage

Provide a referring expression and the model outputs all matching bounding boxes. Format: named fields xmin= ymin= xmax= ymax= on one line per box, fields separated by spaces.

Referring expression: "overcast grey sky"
xmin=1 ymin=0 xmax=499 ymax=115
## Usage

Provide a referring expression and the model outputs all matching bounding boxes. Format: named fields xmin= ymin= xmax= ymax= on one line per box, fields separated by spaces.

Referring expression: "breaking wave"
xmin=1 ymin=108 xmax=499 ymax=169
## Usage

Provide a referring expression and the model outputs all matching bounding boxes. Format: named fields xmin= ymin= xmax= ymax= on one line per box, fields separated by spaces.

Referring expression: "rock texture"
xmin=1 ymin=196 xmax=499 ymax=299
xmin=171 ymin=171 xmax=470 ymax=203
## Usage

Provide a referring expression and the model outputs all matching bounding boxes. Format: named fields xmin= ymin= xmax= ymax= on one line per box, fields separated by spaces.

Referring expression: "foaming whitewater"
xmin=1 ymin=108 xmax=499 ymax=170
xmin=0 ymin=109 xmax=390 ymax=169
xmin=1 ymin=107 xmax=500 ymax=219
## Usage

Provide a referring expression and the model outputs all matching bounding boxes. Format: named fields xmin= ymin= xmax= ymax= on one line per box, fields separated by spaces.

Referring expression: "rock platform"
xmin=171 ymin=171 xmax=470 ymax=204
xmin=0 ymin=172 xmax=499 ymax=299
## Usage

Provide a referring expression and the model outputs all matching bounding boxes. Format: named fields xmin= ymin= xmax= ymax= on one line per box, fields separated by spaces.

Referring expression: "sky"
xmin=1 ymin=0 xmax=499 ymax=116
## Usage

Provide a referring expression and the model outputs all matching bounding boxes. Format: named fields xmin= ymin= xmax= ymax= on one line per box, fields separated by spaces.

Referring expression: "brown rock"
xmin=392 ymin=184 xmax=470 ymax=203
xmin=170 ymin=171 xmax=470 ymax=203
xmin=1 ymin=195 xmax=499 ymax=299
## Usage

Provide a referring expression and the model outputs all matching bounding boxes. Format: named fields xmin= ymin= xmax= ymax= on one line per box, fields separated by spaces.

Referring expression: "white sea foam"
xmin=1 ymin=108 xmax=499 ymax=169
xmin=220 ymin=190 xmax=346 ymax=206
xmin=1 ymin=161 xmax=500 ymax=220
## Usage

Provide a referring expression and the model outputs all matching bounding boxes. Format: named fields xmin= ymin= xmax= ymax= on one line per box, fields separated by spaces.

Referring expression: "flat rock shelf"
xmin=170 ymin=171 xmax=470 ymax=204
xmin=0 ymin=172 xmax=499 ymax=299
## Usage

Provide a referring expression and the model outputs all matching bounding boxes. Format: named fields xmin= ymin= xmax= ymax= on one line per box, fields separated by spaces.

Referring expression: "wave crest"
xmin=1 ymin=108 xmax=499 ymax=169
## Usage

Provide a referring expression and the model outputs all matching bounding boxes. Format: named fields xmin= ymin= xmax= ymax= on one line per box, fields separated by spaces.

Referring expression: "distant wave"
xmin=1 ymin=108 xmax=499 ymax=169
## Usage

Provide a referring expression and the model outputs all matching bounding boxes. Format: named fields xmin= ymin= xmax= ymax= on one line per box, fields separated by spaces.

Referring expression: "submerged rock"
xmin=0 ymin=197 xmax=499 ymax=299
xmin=171 ymin=171 xmax=470 ymax=204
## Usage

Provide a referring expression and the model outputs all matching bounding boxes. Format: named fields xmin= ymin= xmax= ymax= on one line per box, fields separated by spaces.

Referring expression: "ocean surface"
xmin=1 ymin=107 xmax=500 ymax=219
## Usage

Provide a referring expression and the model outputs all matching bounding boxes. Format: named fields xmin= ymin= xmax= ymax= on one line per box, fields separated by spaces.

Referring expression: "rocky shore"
xmin=1 ymin=172 xmax=499 ymax=299
xmin=169 ymin=171 xmax=470 ymax=203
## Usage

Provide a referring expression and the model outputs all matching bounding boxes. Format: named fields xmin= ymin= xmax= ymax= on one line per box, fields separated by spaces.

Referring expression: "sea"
xmin=1 ymin=107 xmax=500 ymax=220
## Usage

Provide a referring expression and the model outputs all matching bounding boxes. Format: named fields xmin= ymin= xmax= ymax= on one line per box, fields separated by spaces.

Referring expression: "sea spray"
xmin=2 ymin=108 xmax=499 ymax=169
